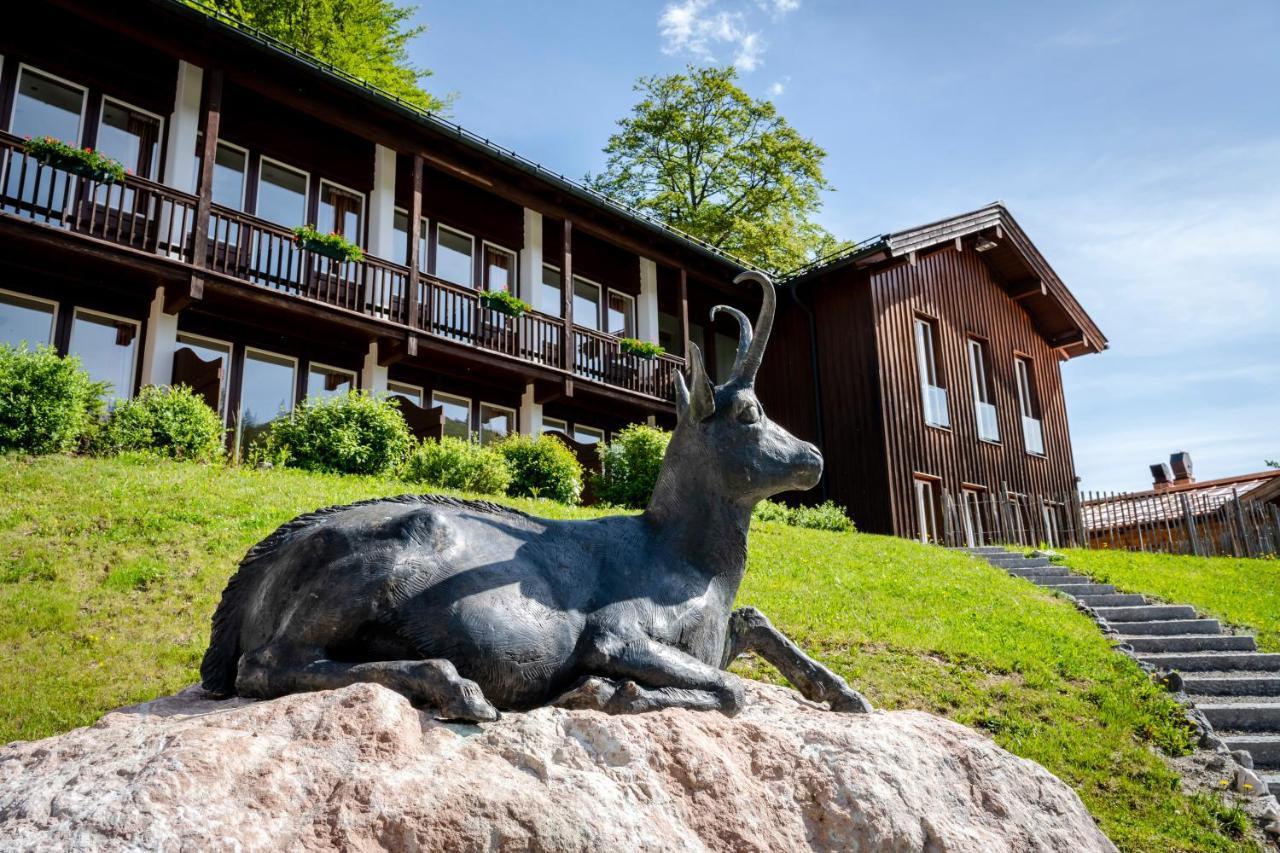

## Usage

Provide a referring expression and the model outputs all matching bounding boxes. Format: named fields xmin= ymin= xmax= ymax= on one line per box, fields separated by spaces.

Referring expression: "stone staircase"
xmin=965 ymin=546 xmax=1280 ymax=796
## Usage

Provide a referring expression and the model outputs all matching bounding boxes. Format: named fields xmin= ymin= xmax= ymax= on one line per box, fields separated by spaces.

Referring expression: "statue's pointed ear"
xmin=676 ymin=343 xmax=715 ymax=423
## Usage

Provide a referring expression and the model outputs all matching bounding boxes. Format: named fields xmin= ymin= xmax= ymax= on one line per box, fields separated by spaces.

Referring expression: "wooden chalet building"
xmin=757 ymin=205 xmax=1108 ymax=544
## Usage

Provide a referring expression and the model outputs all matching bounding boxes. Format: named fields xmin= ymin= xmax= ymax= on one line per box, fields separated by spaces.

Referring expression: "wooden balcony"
xmin=0 ymin=132 xmax=684 ymax=404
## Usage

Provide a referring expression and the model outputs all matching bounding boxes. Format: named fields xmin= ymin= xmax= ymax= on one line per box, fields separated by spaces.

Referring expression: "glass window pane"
xmin=238 ymin=351 xmax=295 ymax=451
xmin=388 ymin=381 xmax=422 ymax=407
xmin=391 ymin=210 xmax=409 ymax=266
xmin=0 ymin=292 xmax=56 ymax=348
xmin=573 ymin=278 xmax=600 ymax=330
xmin=97 ymin=101 xmax=161 ymax=179
xmin=317 ymin=183 xmax=363 ymax=245
xmin=606 ymin=292 xmax=635 ymax=338
xmin=11 ymin=69 xmax=84 ymax=142
xmin=715 ymin=333 xmax=737 ymax=384
xmin=417 ymin=218 xmax=429 ymax=274
xmin=541 ymin=417 xmax=567 ymax=435
xmin=538 ymin=266 xmax=562 ymax=316
xmin=658 ymin=312 xmax=682 ymax=356
xmin=306 ymin=364 xmax=354 ymax=401
xmin=256 ymin=160 xmax=307 ymax=227
xmin=478 ymin=404 xmax=513 ymax=446
xmin=436 ymin=227 xmax=473 ymax=287
xmin=573 ymin=425 xmax=603 ymax=445
xmin=432 ymin=393 xmax=470 ymax=440
xmin=68 ymin=311 xmax=137 ymax=404
xmin=174 ymin=333 xmax=230 ymax=415
xmin=484 ymin=246 xmax=514 ymax=293
xmin=211 ymin=144 xmax=247 ymax=209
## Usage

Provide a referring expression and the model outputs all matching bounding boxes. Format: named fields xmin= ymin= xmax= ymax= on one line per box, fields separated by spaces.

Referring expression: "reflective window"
xmin=68 ymin=310 xmax=138 ymax=403
xmin=391 ymin=209 xmax=409 ymax=266
xmin=606 ymin=291 xmax=636 ymax=338
xmin=573 ymin=277 xmax=601 ymax=330
xmin=478 ymin=403 xmax=514 ymax=446
xmin=432 ymin=392 xmax=471 ymax=440
xmin=256 ymin=159 xmax=307 ymax=227
xmin=388 ymin=380 xmax=423 ymax=408
xmin=174 ymin=333 xmax=230 ymax=416
xmin=0 ymin=291 xmax=57 ymax=348
xmin=97 ymin=100 xmax=161 ymax=179
xmin=238 ymin=350 xmax=296 ymax=452
xmin=306 ymin=364 xmax=355 ymax=401
xmin=483 ymin=245 xmax=515 ymax=293
xmin=417 ymin=218 xmax=430 ymax=274
xmin=435 ymin=226 xmax=473 ymax=287
xmin=539 ymin=265 xmax=563 ymax=316
xmin=541 ymin=417 xmax=568 ymax=435
xmin=211 ymin=143 xmax=247 ymax=209
xmin=573 ymin=425 xmax=604 ymax=445
xmin=11 ymin=68 xmax=84 ymax=142
xmin=658 ymin=312 xmax=683 ymax=356
xmin=317 ymin=182 xmax=363 ymax=246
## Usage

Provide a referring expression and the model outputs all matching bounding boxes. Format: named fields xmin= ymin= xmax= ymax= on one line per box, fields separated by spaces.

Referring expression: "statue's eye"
xmin=737 ymin=403 xmax=761 ymax=424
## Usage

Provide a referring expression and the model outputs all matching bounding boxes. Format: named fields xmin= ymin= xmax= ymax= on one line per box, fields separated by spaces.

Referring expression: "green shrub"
xmin=496 ymin=433 xmax=583 ymax=504
xmin=94 ymin=384 xmax=224 ymax=462
xmin=595 ymin=424 xmax=670 ymax=508
xmin=400 ymin=436 xmax=511 ymax=495
xmin=752 ymin=499 xmax=794 ymax=524
xmin=752 ymin=498 xmax=855 ymax=532
xmin=0 ymin=344 xmax=105 ymax=455
xmin=255 ymin=392 xmax=410 ymax=475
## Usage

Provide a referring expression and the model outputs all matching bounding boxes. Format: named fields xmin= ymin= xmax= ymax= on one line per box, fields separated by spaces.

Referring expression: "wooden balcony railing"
xmin=0 ymin=130 xmax=683 ymax=402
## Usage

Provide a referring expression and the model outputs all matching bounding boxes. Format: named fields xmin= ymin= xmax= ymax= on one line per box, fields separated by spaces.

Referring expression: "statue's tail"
xmin=199 ymin=574 xmax=248 ymax=697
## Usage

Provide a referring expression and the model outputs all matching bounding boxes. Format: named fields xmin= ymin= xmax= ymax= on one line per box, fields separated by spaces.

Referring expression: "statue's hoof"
xmin=829 ymin=690 xmax=873 ymax=714
xmin=438 ymin=680 xmax=499 ymax=722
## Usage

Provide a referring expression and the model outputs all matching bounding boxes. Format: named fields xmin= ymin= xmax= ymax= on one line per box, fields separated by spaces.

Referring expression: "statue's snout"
xmin=794 ymin=441 xmax=823 ymax=490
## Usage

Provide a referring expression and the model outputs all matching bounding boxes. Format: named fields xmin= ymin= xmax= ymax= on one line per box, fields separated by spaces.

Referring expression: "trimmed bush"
xmin=752 ymin=499 xmax=794 ymax=525
xmin=0 ymin=344 xmax=105 ymax=455
xmin=94 ymin=385 xmax=224 ymax=462
xmin=595 ymin=424 xmax=670 ymax=508
xmin=752 ymin=498 xmax=856 ymax=532
xmin=496 ymin=433 xmax=583 ymax=504
xmin=254 ymin=392 xmax=411 ymax=475
xmin=400 ymin=436 xmax=511 ymax=495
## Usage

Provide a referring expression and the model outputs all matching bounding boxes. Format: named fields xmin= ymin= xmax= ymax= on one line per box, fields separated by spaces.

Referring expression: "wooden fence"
xmin=936 ymin=485 xmax=1280 ymax=558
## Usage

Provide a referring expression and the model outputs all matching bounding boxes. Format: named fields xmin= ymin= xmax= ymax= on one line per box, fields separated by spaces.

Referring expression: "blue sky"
xmin=407 ymin=0 xmax=1279 ymax=492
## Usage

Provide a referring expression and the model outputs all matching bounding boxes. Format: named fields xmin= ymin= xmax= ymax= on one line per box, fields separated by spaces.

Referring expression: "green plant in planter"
xmin=478 ymin=289 xmax=531 ymax=318
xmin=619 ymin=338 xmax=665 ymax=359
xmin=291 ymin=225 xmax=364 ymax=263
xmin=23 ymin=136 xmax=127 ymax=184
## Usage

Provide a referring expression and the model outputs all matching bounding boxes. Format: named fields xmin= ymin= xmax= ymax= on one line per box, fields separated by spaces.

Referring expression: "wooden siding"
xmin=870 ymin=245 xmax=1078 ymax=538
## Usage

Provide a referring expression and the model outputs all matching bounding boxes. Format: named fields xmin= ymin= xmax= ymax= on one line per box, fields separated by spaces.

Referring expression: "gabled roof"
xmin=784 ymin=203 xmax=1108 ymax=359
xmin=1082 ymin=469 xmax=1280 ymax=529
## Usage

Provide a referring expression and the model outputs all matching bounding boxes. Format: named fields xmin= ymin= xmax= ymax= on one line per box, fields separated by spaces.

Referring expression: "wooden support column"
xmin=561 ymin=219 xmax=574 ymax=395
xmin=406 ymin=154 xmax=424 ymax=330
xmin=183 ymin=67 xmax=223 ymax=312
xmin=678 ymin=267 xmax=689 ymax=360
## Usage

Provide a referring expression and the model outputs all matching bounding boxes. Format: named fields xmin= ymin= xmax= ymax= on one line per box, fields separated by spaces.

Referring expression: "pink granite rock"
xmin=0 ymin=681 xmax=1114 ymax=852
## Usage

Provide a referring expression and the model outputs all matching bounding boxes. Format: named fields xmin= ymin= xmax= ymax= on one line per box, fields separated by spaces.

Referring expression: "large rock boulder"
xmin=0 ymin=681 xmax=1114 ymax=852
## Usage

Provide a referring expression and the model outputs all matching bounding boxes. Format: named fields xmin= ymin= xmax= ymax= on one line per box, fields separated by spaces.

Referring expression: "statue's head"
xmin=670 ymin=271 xmax=823 ymax=506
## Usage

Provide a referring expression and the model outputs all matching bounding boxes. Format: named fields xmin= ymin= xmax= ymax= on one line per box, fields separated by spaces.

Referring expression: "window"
xmin=1014 ymin=357 xmax=1044 ymax=456
xmin=416 ymin=218 xmax=430 ymax=274
xmin=208 ymin=141 xmax=248 ymax=210
xmin=483 ymin=244 xmax=516 ymax=293
xmin=541 ymin=416 xmax=568 ymax=435
xmin=538 ymin=265 xmax=563 ymax=316
xmin=391 ymin=209 xmax=409 ymax=266
xmin=0 ymin=289 xmax=57 ymax=348
xmin=435 ymin=226 xmax=474 ymax=287
xmin=306 ymin=363 xmax=355 ymax=401
xmin=573 ymin=277 xmax=602 ymax=330
xmin=256 ymin=158 xmax=308 ymax=227
xmin=967 ymin=338 xmax=998 ymax=442
xmin=478 ymin=403 xmax=515 ymax=446
xmin=715 ymin=332 xmax=738 ymax=384
xmin=388 ymin=380 xmax=423 ymax=408
xmin=237 ymin=349 xmax=296 ymax=454
xmin=960 ymin=487 xmax=986 ymax=549
xmin=606 ymin=290 xmax=636 ymax=338
xmin=174 ymin=332 xmax=231 ymax=419
xmin=573 ymin=425 xmax=604 ymax=445
xmin=432 ymin=391 xmax=471 ymax=440
xmin=68 ymin=309 xmax=139 ymax=404
xmin=317 ymin=181 xmax=364 ymax=247
xmin=658 ymin=312 xmax=683 ymax=356
xmin=10 ymin=66 xmax=85 ymax=143
xmin=914 ymin=317 xmax=949 ymax=428
xmin=913 ymin=476 xmax=940 ymax=544
xmin=1006 ymin=491 xmax=1031 ymax=545
xmin=97 ymin=98 xmax=162 ymax=180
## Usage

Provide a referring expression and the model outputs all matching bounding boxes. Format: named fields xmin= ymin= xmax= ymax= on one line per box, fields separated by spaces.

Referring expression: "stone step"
xmin=1007 ymin=565 xmax=1073 ymax=578
xmin=1198 ymin=702 xmax=1280 ymax=732
xmin=1025 ymin=575 xmax=1093 ymax=587
xmin=1043 ymin=583 xmax=1117 ymax=596
xmin=1137 ymin=652 xmax=1280 ymax=673
xmin=1178 ymin=674 xmax=1280 ymax=696
xmin=1220 ymin=734 xmax=1280 ymax=766
xmin=1119 ymin=634 xmax=1257 ymax=653
xmin=1093 ymin=605 xmax=1198 ymax=623
xmin=964 ymin=547 xmax=1010 ymax=555
xmin=1074 ymin=593 xmax=1146 ymax=607
xmin=988 ymin=558 xmax=1054 ymax=569
xmin=1119 ymin=618 xmax=1222 ymax=636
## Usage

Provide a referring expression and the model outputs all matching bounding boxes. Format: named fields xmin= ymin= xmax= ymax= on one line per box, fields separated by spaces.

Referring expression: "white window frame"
xmin=477 ymin=402 xmax=517 ymax=445
xmin=606 ymin=288 xmax=637 ymax=338
xmin=573 ymin=424 xmax=605 ymax=445
xmin=434 ymin=224 xmax=475 ymax=287
xmin=0 ymin=285 xmax=59 ymax=347
xmin=541 ymin=416 xmax=568 ymax=434
xmin=913 ymin=476 xmax=939 ymax=544
xmin=10 ymin=63 xmax=89 ymax=144
xmin=204 ymin=138 xmax=250 ymax=210
xmin=237 ymin=347 xmax=299 ymax=455
xmin=481 ymin=240 xmax=518 ymax=293
xmin=305 ymin=360 xmax=356 ymax=400
xmin=254 ymin=155 xmax=310 ymax=226
xmin=572 ymin=275 xmax=604 ymax=330
xmin=539 ymin=263 xmax=564 ymax=317
xmin=316 ymin=178 xmax=366 ymax=247
xmin=914 ymin=316 xmax=949 ymax=429
xmin=69 ymin=306 xmax=141 ymax=401
xmin=97 ymin=95 xmax=166 ymax=180
xmin=175 ymin=330 xmax=233 ymax=424
xmin=417 ymin=216 xmax=430 ymax=273
xmin=1014 ymin=356 xmax=1036 ymax=419
xmin=432 ymin=390 xmax=473 ymax=438
xmin=967 ymin=337 xmax=999 ymax=443
xmin=387 ymin=379 xmax=424 ymax=407
xmin=960 ymin=486 xmax=985 ymax=549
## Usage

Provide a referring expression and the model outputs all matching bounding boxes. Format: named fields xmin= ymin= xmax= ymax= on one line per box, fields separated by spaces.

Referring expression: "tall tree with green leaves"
xmin=199 ymin=0 xmax=448 ymax=111
xmin=587 ymin=66 xmax=848 ymax=274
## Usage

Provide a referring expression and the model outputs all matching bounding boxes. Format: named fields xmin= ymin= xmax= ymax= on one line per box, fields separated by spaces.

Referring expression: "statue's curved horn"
xmin=730 ymin=270 xmax=775 ymax=384
xmin=709 ymin=304 xmax=752 ymax=377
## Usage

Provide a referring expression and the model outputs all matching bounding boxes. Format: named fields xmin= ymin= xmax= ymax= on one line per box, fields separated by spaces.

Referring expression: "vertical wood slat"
xmin=561 ymin=219 xmax=574 ymax=377
xmin=191 ymin=69 xmax=224 ymax=275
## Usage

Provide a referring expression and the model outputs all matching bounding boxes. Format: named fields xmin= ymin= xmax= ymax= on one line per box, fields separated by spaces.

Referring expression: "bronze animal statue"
xmin=201 ymin=272 xmax=871 ymax=720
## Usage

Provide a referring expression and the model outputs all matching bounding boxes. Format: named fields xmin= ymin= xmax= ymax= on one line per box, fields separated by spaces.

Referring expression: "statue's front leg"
xmin=722 ymin=607 xmax=872 ymax=713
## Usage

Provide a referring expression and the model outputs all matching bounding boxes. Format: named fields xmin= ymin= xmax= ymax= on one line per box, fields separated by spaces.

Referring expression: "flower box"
xmin=619 ymin=338 xmax=665 ymax=360
xmin=291 ymin=226 xmax=364 ymax=263
xmin=478 ymin=289 xmax=530 ymax=318
xmin=23 ymin=136 xmax=127 ymax=184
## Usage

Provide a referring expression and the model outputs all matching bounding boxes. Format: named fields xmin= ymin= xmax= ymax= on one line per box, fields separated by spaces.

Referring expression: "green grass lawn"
xmin=0 ymin=454 xmax=1261 ymax=852
xmin=1064 ymin=548 xmax=1280 ymax=652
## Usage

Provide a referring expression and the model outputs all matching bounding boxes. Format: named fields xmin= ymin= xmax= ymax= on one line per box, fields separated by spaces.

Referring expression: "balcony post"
xmin=190 ymin=68 xmax=223 ymax=277
xmin=162 ymin=60 xmax=203 ymax=193
xmin=637 ymin=256 xmax=659 ymax=343
xmin=561 ymin=219 xmax=574 ymax=375
xmin=678 ymin=266 xmax=689 ymax=359
xmin=406 ymin=154 xmax=423 ymax=329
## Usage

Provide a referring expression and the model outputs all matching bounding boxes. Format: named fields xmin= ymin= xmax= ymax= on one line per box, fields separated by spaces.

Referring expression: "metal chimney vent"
xmin=1169 ymin=451 xmax=1194 ymax=484
xmin=1150 ymin=462 xmax=1172 ymax=487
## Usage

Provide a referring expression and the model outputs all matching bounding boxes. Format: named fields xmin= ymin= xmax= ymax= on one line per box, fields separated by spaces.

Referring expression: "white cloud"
xmin=768 ymin=79 xmax=786 ymax=97
xmin=657 ymin=0 xmax=777 ymax=71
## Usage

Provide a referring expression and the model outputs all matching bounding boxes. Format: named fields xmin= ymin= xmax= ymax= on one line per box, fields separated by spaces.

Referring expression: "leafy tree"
xmin=587 ymin=66 xmax=848 ymax=273
xmin=1267 ymin=459 xmax=1279 ymax=469
xmin=199 ymin=0 xmax=448 ymax=111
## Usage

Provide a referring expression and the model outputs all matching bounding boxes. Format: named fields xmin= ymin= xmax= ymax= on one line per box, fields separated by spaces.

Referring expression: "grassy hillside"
xmin=1065 ymin=548 xmax=1280 ymax=652
xmin=0 ymin=455 xmax=1259 ymax=852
